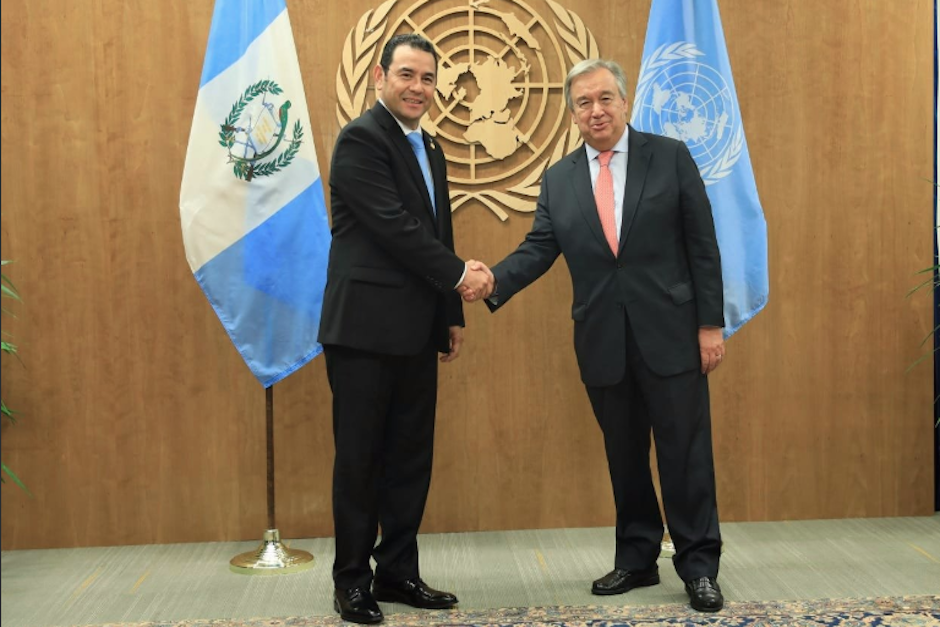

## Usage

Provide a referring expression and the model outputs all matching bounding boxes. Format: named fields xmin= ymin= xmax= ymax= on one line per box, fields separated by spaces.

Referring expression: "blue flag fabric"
xmin=180 ymin=0 xmax=331 ymax=387
xmin=631 ymin=0 xmax=768 ymax=338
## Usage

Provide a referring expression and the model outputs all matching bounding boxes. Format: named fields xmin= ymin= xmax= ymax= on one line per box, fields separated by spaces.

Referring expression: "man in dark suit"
xmin=319 ymin=34 xmax=493 ymax=624
xmin=476 ymin=58 xmax=726 ymax=612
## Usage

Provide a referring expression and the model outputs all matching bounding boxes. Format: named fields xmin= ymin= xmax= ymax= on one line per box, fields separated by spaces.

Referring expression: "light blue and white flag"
xmin=180 ymin=0 xmax=330 ymax=387
xmin=632 ymin=0 xmax=768 ymax=338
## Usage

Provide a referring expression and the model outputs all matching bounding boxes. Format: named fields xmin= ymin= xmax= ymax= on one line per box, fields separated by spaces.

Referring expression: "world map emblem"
xmin=336 ymin=0 xmax=600 ymax=220
xmin=632 ymin=42 xmax=743 ymax=186
xmin=218 ymin=80 xmax=304 ymax=182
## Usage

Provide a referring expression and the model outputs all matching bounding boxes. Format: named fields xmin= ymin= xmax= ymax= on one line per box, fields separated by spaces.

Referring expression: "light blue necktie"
xmin=406 ymin=132 xmax=436 ymax=215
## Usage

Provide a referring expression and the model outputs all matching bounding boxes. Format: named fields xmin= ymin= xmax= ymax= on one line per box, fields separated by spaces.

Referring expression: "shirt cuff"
xmin=486 ymin=282 xmax=500 ymax=306
xmin=454 ymin=263 xmax=468 ymax=290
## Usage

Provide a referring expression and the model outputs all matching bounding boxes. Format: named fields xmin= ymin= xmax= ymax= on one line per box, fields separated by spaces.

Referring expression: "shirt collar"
xmin=584 ymin=126 xmax=630 ymax=162
xmin=378 ymin=99 xmax=422 ymax=137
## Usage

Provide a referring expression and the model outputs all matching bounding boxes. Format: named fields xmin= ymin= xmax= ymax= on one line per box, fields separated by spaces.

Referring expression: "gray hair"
xmin=564 ymin=59 xmax=629 ymax=111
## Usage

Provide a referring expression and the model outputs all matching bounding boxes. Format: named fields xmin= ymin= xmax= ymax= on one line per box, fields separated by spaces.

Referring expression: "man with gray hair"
xmin=477 ymin=58 xmax=726 ymax=612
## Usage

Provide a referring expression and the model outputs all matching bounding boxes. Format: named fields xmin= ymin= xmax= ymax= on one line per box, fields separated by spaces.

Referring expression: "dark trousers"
xmin=585 ymin=315 xmax=721 ymax=581
xmin=324 ymin=342 xmax=438 ymax=589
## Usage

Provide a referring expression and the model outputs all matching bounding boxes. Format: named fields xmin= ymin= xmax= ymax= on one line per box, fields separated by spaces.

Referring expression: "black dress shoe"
xmin=685 ymin=576 xmax=724 ymax=612
xmin=334 ymin=586 xmax=383 ymax=624
xmin=591 ymin=566 xmax=660 ymax=595
xmin=372 ymin=577 xmax=458 ymax=609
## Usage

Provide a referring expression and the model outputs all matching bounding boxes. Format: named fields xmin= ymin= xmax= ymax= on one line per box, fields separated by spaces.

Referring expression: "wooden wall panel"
xmin=0 ymin=0 xmax=934 ymax=550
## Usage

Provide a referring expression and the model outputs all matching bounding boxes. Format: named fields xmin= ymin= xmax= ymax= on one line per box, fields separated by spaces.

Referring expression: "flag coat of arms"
xmin=631 ymin=0 xmax=768 ymax=338
xmin=180 ymin=0 xmax=331 ymax=387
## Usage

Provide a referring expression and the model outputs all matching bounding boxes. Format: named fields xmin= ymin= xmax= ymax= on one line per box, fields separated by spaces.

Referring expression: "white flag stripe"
xmin=180 ymin=10 xmax=319 ymax=272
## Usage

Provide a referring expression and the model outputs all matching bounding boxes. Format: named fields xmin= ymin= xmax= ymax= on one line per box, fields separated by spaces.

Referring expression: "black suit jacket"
xmin=319 ymin=103 xmax=465 ymax=355
xmin=489 ymin=126 xmax=723 ymax=385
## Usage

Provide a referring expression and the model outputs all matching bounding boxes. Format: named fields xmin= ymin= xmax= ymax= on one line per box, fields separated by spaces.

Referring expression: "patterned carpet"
xmin=79 ymin=596 xmax=940 ymax=627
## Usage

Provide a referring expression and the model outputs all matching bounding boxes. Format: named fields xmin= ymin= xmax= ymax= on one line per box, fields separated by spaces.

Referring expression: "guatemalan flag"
xmin=180 ymin=0 xmax=331 ymax=387
xmin=631 ymin=0 xmax=769 ymax=338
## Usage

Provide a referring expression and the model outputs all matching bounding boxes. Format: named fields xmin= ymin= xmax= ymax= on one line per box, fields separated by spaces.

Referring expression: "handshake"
xmin=457 ymin=259 xmax=495 ymax=303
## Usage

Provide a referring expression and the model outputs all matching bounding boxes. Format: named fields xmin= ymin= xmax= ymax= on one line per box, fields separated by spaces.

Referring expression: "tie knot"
xmin=407 ymin=132 xmax=425 ymax=153
xmin=597 ymin=150 xmax=614 ymax=167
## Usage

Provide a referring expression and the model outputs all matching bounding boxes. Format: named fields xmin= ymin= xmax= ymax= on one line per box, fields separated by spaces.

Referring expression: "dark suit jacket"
xmin=318 ymin=103 xmax=465 ymax=355
xmin=489 ymin=126 xmax=723 ymax=385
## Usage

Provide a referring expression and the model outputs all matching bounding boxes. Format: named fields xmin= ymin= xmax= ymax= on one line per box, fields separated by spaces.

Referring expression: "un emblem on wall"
xmin=336 ymin=0 xmax=600 ymax=220
xmin=631 ymin=42 xmax=743 ymax=186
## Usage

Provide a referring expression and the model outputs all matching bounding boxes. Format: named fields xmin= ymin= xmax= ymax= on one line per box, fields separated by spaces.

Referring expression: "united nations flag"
xmin=632 ymin=0 xmax=769 ymax=339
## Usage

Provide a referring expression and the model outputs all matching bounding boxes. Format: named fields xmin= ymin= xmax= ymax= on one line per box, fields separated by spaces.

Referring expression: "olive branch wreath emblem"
xmin=335 ymin=0 xmax=599 ymax=220
xmin=633 ymin=42 xmax=742 ymax=186
xmin=219 ymin=79 xmax=304 ymax=182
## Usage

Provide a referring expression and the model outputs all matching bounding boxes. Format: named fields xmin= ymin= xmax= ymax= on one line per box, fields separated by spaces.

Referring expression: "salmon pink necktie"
xmin=595 ymin=150 xmax=618 ymax=255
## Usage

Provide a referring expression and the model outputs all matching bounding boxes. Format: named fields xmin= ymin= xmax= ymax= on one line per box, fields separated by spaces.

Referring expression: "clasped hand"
xmin=457 ymin=259 xmax=494 ymax=302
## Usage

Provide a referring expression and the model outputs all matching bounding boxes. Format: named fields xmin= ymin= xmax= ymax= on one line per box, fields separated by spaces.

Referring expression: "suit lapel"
xmin=571 ymin=147 xmax=611 ymax=255
xmin=619 ymin=126 xmax=650 ymax=254
xmin=426 ymin=134 xmax=446 ymax=233
xmin=372 ymin=104 xmax=437 ymax=223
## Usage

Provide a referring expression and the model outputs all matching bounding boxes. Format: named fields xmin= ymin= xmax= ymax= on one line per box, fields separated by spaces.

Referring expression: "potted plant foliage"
xmin=1 ymin=259 xmax=28 ymax=492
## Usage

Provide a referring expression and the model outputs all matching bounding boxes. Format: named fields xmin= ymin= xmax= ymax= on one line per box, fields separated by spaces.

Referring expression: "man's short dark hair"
xmin=379 ymin=34 xmax=439 ymax=73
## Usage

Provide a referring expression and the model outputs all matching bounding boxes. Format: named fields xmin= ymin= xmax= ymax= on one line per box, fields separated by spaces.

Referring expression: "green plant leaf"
xmin=1 ymin=283 xmax=22 ymax=302
xmin=1 ymin=462 xmax=32 ymax=495
xmin=906 ymin=274 xmax=939 ymax=297
xmin=1 ymin=259 xmax=28 ymax=494
xmin=1 ymin=399 xmax=16 ymax=422
xmin=916 ymin=325 xmax=940 ymax=348
xmin=906 ymin=349 xmax=940 ymax=373
xmin=1 ymin=265 xmax=20 ymax=296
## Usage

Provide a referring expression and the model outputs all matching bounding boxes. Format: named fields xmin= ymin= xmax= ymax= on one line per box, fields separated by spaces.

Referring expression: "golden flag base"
xmin=659 ymin=529 xmax=725 ymax=558
xmin=660 ymin=530 xmax=676 ymax=558
xmin=229 ymin=529 xmax=315 ymax=575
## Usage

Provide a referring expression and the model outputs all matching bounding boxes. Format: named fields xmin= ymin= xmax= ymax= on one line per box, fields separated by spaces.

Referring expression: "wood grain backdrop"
xmin=0 ymin=0 xmax=934 ymax=549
